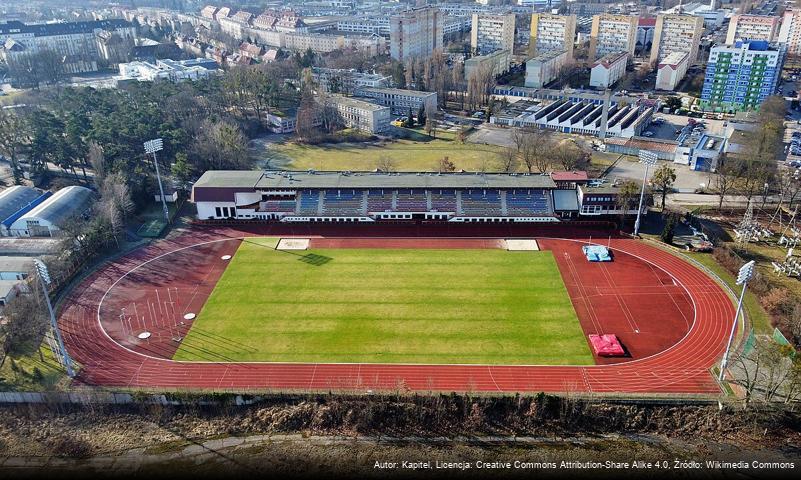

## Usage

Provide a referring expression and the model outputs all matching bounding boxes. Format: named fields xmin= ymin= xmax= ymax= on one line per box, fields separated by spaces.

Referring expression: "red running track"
xmin=57 ymin=225 xmax=734 ymax=394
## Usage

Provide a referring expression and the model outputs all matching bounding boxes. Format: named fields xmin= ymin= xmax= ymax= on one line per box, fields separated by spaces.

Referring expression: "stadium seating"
xmin=323 ymin=190 xmax=364 ymax=216
xmin=506 ymin=189 xmax=552 ymax=216
xmin=395 ymin=189 xmax=427 ymax=211
xmin=430 ymin=190 xmax=457 ymax=212
xmin=260 ymin=199 xmax=297 ymax=213
xmin=298 ymin=190 xmax=320 ymax=215
xmin=366 ymin=189 xmax=393 ymax=212
xmin=461 ymin=190 xmax=502 ymax=217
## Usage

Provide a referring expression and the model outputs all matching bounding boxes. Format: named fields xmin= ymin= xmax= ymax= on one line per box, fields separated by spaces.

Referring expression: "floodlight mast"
xmin=718 ymin=260 xmax=756 ymax=382
xmin=34 ymin=260 xmax=75 ymax=378
xmin=144 ymin=138 xmax=170 ymax=224
xmin=633 ymin=151 xmax=657 ymax=236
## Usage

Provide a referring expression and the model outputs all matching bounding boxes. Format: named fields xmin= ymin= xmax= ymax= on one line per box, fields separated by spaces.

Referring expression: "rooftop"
xmin=527 ymin=49 xmax=568 ymax=63
xmin=593 ymin=51 xmax=628 ymax=69
xmin=551 ymin=171 xmax=589 ymax=182
xmin=0 ymin=256 xmax=34 ymax=274
xmin=358 ymin=87 xmax=437 ymax=98
xmin=327 ymin=95 xmax=388 ymax=111
xmin=19 ymin=186 xmax=94 ymax=227
xmin=0 ymin=186 xmax=40 ymax=223
xmin=194 ymin=171 xmax=557 ymax=191
xmin=0 ymin=19 xmax=132 ymax=37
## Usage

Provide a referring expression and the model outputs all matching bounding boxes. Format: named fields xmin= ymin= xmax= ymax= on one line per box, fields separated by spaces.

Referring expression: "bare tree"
xmin=497 ymin=147 xmax=518 ymax=173
xmin=88 ymin=142 xmax=106 ymax=188
xmin=376 ymin=155 xmax=396 ymax=173
xmin=438 ymin=156 xmax=456 ymax=173
xmin=520 ymin=129 xmax=554 ymax=173
xmin=713 ymin=156 xmax=737 ymax=211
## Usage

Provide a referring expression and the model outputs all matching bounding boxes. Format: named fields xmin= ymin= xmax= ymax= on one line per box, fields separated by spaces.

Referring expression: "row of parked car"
xmin=790 ymin=131 xmax=801 ymax=157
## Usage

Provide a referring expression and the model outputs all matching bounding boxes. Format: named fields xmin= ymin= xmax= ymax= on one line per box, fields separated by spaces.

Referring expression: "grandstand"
xmin=191 ymin=170 xmax=637 ymax=223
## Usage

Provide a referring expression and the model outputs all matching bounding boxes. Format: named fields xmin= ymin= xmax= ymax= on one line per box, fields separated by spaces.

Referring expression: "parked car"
xmin=642 ymin=131 xmax=655 ymax=137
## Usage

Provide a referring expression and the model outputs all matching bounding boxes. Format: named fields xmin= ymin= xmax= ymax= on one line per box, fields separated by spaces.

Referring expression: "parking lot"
xmin=639 ymin=113 xmax=727 ymax=142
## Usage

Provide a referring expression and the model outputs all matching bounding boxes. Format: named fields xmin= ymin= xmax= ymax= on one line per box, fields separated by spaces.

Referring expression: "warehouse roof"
xmin=194 ymin=170 xmax=557 ymax=191
xmin=0 ymin=256 xmax=34 ymax=274
xmin=0 ymin=186 xmax=41 ymax=223
xmin=16 ymin=186 xmax=93 ymax=227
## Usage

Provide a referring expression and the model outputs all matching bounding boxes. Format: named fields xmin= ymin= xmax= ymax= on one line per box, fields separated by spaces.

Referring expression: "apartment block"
xmin=390 ymin=6 xmax=443 ymax=61
xmin=355 ymin=87 xmax=438 ymax=115
xmin=655 ymin=51 xmax=690 ymax=91
xmin=323 ymin=96 xmax=391 ymax=134
xmin=470 ymin=13 xmax=516 ymax=55
xmin=701 ymin=41 xmax=785 ymax=112
xmin=726 ymin=14 xmax=780 ymax=43
xmin=525 ymin=49 xmax=569 ymax=88
xmin=588 ymin=14 xmax=638 ymax=61
xmin=590 ymin=51 xmax=628 ymax=88
xmin=465 ymin=49 xmax=512 ymax=80
xmin=528 ymin=13 xmax=576 ymax=59
xmin=650 ymin=14 xmax=703 ymax=66
xmin=778 ymin=9 xmax=801 ymax=56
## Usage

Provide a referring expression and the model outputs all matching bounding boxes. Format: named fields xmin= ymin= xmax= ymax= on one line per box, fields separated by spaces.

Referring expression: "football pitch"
xmin=172 ymin=238 xmax=594 ymax=365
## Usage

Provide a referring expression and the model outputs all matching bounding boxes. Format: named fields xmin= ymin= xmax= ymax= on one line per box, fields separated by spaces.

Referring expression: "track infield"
xmin=172 ymin=238 xmax=593 ymax=365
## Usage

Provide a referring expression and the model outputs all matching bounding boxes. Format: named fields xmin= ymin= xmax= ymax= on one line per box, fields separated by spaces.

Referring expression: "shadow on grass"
xmin=298 ymin=253 xmax=332 ymax=266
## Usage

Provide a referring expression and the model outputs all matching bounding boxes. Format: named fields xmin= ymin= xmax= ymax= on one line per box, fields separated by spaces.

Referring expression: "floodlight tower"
xmin=34 ymin=259 xmax=75 ymax=378
xmin=633 ymin=151 xmax=658 ymax=236
xmin=144 ymin=138 xmax=170 ymax=224
xmin=718 ymin=260 xmax=756 ymax=382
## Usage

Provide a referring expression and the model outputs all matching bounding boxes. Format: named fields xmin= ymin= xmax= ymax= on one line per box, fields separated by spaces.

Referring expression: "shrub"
xmin=50 ymin=435 xmax=92 ymax=458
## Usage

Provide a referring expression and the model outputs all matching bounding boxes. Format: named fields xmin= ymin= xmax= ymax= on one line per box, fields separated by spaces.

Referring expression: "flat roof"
xmin=551 ymin=171 xmax=589 ymax=182
xmin=195 ymin=170 xmax=557 ymax=190
xmin=327 ymin=95 xmax=388 ymax=111
xmin=0 ymin=256 xmax=34 ymax=273
xmin=358 ymin=87 xmax=436 ymax=98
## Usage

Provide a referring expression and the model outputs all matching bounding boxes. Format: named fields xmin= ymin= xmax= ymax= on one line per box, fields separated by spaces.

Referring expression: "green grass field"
xmin=173 ymin=238 xmax=593 ymax=365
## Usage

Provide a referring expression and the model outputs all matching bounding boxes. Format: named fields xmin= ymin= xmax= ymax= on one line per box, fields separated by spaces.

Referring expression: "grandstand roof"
xmin=551 ymin=171 xmax=589 ymax=182
xmin=193 ymin=170 xmax=557 ymax=193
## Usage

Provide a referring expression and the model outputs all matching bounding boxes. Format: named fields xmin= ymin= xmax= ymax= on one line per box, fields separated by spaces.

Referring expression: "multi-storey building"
xmin=470 ymin=13 xmax=516 ymax=55
xmin=525 ymin=49 xmax=569 ymax=88
xmin=636 ymin=17 xmax=656 ymax=56
xmin=590 ymin=51 xmax=628 ymax=88
xmin=779 ymin=9 xmax=801 ymax=57
xmin=390 ymin=6 xmax=443 ymax=61
xmin=337 ymin=16 xmax=390 ymax=36
xmin=355 ymin=87 xmax=438 ymax=115
xmin=323 ymin=96 xmax=391 ymax=134
xmin=0 ymin=19 xmax=135 ymax=74
xmin=655 ymin=51 xmax=690 ymax=91
xmin=649 ymin=14 xmax=704 ymax=66
xmin=701 ymin=40 xmax=785 ymax=112
xmin=588 ymin=14 xmax=638 ymax=61
xmin=311 ymin=67 xmax=391 ymax=93
xmin=528 ymin=13 xmax=576 ymax=59
xmin=117 ymin=58 xmax=218 ymax=83
xmin=464 ymin=49 xmax=511 ymax=79
xmin=726 ymin=14 xmax=780 ymax=44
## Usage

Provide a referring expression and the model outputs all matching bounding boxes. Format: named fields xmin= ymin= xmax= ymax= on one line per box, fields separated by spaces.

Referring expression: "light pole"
xmin=718 ymin=260 xmax=755 ymax=382
xmin=34 ymin=259 xmax=74 ymax=378
xmin=634 ymin=151 xmax=658 ymax=236
xmin=144 ymin=138 xmax=170 ymax=224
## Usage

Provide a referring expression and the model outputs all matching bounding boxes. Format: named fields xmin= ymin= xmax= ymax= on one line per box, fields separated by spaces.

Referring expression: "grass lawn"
xmin=0 ymin=342 xmax=70 ymax=391
xmin=258 ymin=130 xmax=507 ymax=173
xmin=173 ymin=238 xmax=593 ymax=365
xmin=683 ymin=251 xmax=772 ymax=334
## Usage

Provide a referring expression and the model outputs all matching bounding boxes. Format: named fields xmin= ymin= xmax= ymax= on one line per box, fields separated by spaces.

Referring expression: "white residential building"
xmin=726 ymin=14 xmax=781 ymax=44
xmin=324 ymin=96 xmax=391 ymax=134
xmin=590 ymin=51 xmax=628 ymax=88
xmin=336 ymin=17 xmax=390 ymax=36
xmin=650 ymin=14 xmax=704 ymax=65
xmin=390 ymin=6 xmax=443 ymax=61
xmin=589 ymin=14 xmax=638 ymax=61
xmin=464 ymin=49 xmax=511 ymax=79
xmin=355 ymin=87 xmax=438 ymax=115
xmin=525 ymin=49 xmax=568 ymax=88
xmin=528 ymin=13 xmax=576 ymax=59
xmin=470 ymin=13 xmax=516 ymax=55
xmin=655 ymin=51 xmax=689 ymax=91
xmin=779 ymin=9 xmax=801 ymax=57
xmin=311 ymin=67 xmax=391 ymax=93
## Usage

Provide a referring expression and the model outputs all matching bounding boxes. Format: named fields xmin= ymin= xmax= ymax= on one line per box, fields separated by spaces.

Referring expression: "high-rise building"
xmin=649 ymin=14 xmax=704 ymax=66
xmin=470 ymin=13 xmax=516 ymax=55
xmin=588 ymin=14 xmax=638 ymax=61
xmin=390 ymin=6 xmax=443 ymax=61
xmin=701 ymin=41 xmax=785 ymax=112
xmin=528 ymin=13 xmax=576 ymax=59
xmin=725 ymin=14 xmax=781 ymax=43
xmin=778 ymin=9 xmax=801 ymax=57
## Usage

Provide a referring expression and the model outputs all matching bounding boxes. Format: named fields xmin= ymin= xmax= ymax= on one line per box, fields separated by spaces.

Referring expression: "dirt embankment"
xmin=0 ymin=394 xmax=799 ymax=459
